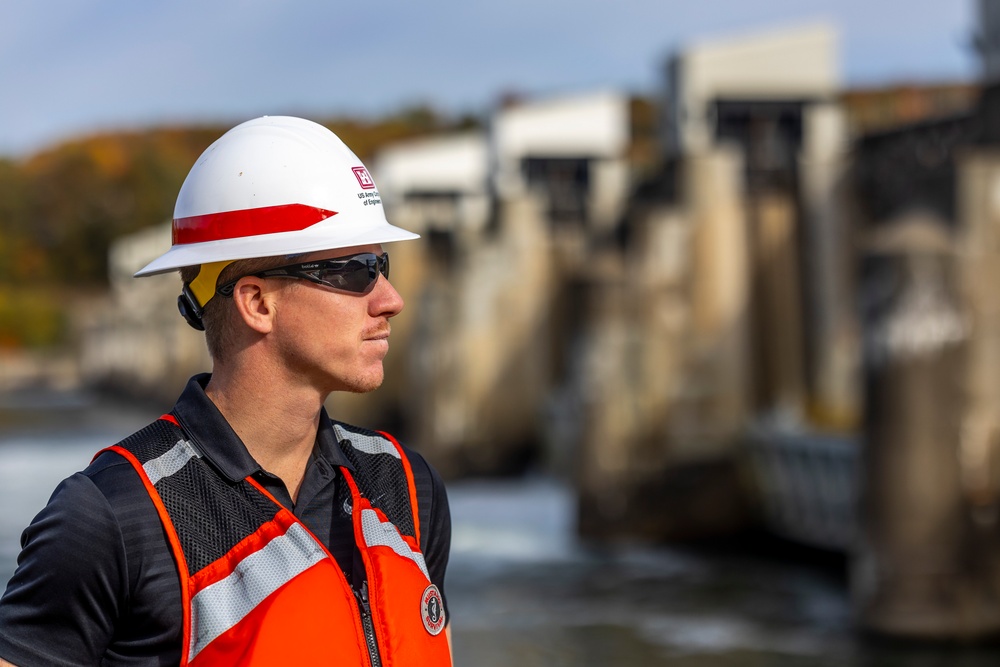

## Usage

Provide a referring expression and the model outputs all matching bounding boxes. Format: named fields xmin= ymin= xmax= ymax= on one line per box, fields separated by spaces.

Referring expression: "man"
xmin=0 ymin=116 xmax=453 ymax=666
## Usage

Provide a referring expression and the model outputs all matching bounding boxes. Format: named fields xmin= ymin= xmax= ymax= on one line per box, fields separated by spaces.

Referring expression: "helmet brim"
xmin=134 ymin=220 xmax=419 ymax=277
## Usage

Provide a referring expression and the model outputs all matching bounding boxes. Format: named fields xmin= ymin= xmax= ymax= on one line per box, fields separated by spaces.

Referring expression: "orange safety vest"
xmin=99 ymin=415 xmax=452 ymax=667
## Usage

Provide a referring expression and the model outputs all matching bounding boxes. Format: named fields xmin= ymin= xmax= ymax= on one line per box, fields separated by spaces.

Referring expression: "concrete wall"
xmin=799 ymin=103 xmax=857 ymax=427
xmin=853 ymin=215 xmax=1000 ymax=639
xmin=665 ymin=22 xmax=838 ymax=155
xmin=575 ymin=146 xmax=757 ymax=540
xmin=492 ymin=91 xmax=632 ymax=231
xmin=957 ymin=151 xmax=1000 ymax=518
xmin=492 ymin=91 xmax=629 ymax=174
xmin=402 ymin=194 xmax=555 ymax=476
xmin=373 ymin=132 xmax=491 ymax=234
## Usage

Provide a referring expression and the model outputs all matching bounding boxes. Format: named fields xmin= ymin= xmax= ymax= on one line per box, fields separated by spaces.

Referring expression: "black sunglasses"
xmin=216 ymin=252 xmax=390 ymax=298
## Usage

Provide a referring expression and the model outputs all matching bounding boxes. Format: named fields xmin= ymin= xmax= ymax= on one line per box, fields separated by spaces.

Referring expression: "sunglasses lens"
xmin=219 ymin=253 xmax=391 ymax=298
xmin=316 ymin=254 xmax=388 ymax=293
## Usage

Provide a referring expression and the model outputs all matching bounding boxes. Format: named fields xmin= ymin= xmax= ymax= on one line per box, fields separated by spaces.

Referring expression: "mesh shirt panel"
xmin=116 ymin=420 xmax=280 ymax=574
xmin=334 ymin=423 xmax=415 ymax=539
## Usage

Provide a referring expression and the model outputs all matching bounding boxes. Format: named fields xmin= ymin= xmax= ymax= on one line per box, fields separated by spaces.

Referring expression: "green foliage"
xmin=0 ymin=287 xmax=67 ymax=349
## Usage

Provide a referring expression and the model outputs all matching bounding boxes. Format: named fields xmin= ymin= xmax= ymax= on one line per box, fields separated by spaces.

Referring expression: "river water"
xmin=1 ymin=390 xmax=999 ymax=665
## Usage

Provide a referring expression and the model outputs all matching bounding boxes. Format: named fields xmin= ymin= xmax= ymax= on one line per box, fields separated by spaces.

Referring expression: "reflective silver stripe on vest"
xmin=334 ymin=425 xmax=400 ymax=458
xmin=360 ymin=508 xmax=430 ymax=581
xmin=188 ymin=522 xmax=327 ymax=661
xmin=143 ymin=439 xmax=200 ymax=486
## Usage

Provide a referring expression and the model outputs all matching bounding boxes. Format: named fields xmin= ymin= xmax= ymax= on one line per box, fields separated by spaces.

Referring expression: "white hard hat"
xmin=134 ymin=115 xmax=417 ymax=277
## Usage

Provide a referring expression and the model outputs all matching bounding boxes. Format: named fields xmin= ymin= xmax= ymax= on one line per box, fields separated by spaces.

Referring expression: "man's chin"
xmin=339 ymin=372 xmax=385 ymax=395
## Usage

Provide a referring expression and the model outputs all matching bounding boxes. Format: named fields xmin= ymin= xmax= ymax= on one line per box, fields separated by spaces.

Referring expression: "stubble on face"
xmin=277 ymin=301 xmax=391 ymax=396
xmin=272 ymin=248 xmax=401 ymax=397
xmin=339 ymin=322 xmax=392 ymax=394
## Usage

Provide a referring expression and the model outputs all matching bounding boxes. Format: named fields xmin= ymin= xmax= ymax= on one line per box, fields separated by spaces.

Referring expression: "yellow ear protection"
xmin=178 ymin=260 xmax=233 ymax=331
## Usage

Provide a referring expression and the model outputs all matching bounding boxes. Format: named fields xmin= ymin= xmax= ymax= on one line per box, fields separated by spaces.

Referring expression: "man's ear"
xmin=231 ymin=277 xmax=275 ymax=334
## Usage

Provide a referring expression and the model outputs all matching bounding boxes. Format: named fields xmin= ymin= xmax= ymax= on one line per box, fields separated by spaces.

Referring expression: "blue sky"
xmin=0 ymin=0 xmax=977 ymax=157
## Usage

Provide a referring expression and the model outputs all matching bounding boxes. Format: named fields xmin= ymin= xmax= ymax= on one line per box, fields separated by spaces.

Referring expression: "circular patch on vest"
xmin=421 ymin=584 xmax=446 ymax=636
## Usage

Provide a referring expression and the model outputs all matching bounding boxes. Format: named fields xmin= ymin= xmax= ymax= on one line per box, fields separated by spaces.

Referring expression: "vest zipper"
xmin=355 ymin=582 xmax=383 ymax=667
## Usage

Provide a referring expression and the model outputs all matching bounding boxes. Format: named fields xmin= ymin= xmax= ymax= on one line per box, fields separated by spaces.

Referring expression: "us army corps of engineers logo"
xmin=352 ymin=166 xmax=375 ymax=189
xmin=421 ymin=584 xmax=446 ymax=635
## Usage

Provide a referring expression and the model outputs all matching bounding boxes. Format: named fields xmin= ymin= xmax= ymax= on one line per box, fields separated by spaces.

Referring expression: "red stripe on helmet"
xmin=172 ymin=204 xmax=337 ymax=245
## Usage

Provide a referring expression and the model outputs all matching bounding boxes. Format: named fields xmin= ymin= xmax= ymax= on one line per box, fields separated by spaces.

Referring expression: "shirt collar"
xmin=171 ymin=373 xmax=354 ymax=483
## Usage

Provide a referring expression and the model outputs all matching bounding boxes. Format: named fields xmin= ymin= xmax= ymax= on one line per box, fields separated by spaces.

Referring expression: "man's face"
xmin=268 ymin=243 xmax=405 ymax=395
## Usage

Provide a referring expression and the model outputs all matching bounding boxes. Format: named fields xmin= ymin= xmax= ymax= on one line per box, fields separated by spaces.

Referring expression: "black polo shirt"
xmin=0 ymin=374 xmax=451 ymax=667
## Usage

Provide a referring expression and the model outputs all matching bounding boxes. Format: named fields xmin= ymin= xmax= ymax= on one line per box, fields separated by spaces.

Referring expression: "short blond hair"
xmin=180 ymin=255 xmax=292 ymax=362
